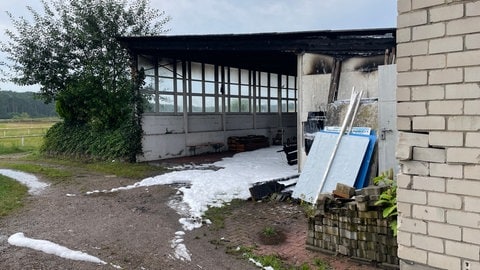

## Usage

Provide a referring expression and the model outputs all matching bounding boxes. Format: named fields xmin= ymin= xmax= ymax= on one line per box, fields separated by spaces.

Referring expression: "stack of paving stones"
xmin=306 ymin=184 xmax=399 ymax=268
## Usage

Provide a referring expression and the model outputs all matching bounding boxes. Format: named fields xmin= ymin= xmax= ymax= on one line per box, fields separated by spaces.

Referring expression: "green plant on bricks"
xmin=373 ymin=168 xmax=398 ymax=236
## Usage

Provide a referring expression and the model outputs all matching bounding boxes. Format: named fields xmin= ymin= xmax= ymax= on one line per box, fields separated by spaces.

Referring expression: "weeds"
xmin=0 ymin=175 xmax=28 ymax=216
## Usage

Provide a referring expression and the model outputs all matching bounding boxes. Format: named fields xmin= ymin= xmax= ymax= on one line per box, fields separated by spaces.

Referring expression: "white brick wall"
xmin=397 ymin=1 xmax=480 ymax=268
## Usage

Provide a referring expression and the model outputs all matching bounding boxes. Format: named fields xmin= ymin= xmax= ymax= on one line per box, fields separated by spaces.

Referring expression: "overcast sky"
xmin=0 ymin=0 xmax=396 ymax=92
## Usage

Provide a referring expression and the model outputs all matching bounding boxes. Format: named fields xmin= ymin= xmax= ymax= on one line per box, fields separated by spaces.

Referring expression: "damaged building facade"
xmin=396 ymin=1 xmax=480 ymax=270
xmin=119 ymin=29 xmax=396 ymax=164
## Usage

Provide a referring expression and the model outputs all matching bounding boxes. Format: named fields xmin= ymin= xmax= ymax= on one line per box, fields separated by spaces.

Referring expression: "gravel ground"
xmin=0 ymin=162 xmax=255 ymax=270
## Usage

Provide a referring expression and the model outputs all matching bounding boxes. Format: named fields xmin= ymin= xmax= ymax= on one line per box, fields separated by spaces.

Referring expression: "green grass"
xmin=202 ymin=199 xmax=245 ymax=230
xmin=0 ymin=119 xmax=57 ymax=154
xmin=0 ymin=174 xmax=28 ymax=216
xmin=0 ymin=163 xmax=72 ymax=184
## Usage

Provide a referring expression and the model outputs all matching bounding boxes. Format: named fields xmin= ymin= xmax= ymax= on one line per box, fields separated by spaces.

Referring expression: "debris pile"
xmin=307 ymin=183 xmax=398 ymax=267
xmin=227 ymin=135 xmax=269 ymax=152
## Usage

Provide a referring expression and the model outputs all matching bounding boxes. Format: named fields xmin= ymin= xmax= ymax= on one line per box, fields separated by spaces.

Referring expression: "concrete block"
xmin=412 ymin=234 xmax=444 ymax=253
xmin=397 ymin=0 xmax=412 ymax=13
xmin=464 ymin=165 xmax=480 ymax=180
xmin=398 ymin=189 xmax=427 ymax=205
xmin=428 ymin=68 xmax=463 ymax=85
xmin=446 ymin=83 xmax=480 ymax=99
xmin=412 ymin=147 xmax=446 ymax=163
xmin=361 ymin=186 xmax=387 ymax=196
xmin=448 ymin=50 xmax=480 ymax=67
xmin=428 ymin=222 xmax=461 ymax=241
xmin=397 ymin=87 xmax=411 ymax=101
xmin=412 ymin=54 xmax=446 ymax=70
xmin=398 ymin=217 xmax=427 ymax=234
xmin=397 ymin=28 xmax=411 ymax=44
xmin=411 ymin=85 xmax=444 ymax=101
xmin=398 ymin=202 xmax=412 ymax=217
xmin=412 ymin=23 xmax=446 ymax=41
xmin=398 ymin=246 xmax=427 ymax=264
xmin=397 ymin=10 xmax=428 ymax=28
xmin=429 ymin=36 xmax=463 ymax=54
xmin=430 ymin=4 xmax=464 ymax=22
xmin=428 ymin=253 xmax=462 ymax=270
xmin=412 ymin=0 xmax=445 ymax=10
xmin=396 ymin=231 xmax=411 ymax=246
xmin=447 ymin=209 xmax=480 ymax=229
xmin=398 ymin=131 xmax=429 ymax=147
xmin=447 ymin=17 xmax=480 ymax=35
xmin=465 ymin=100 xmax=480 ymax=115
xmin=464 ymin=196 xmax=480 ymax=213
xmin=448 ymin=116 xmax=480 ymax=131
xmin=397 ymin=102 xmax=427 ymax=116
xmin=333 ymin=183 xmax=355 ymax=199
xmin=397 ymin=117 xmax=412 ymax=131
xmin=358 ymin=211 xmax=380 ymax=219
xmin=428 ymin=192 xmax=462 ymax=209
xmin=398 ymin=71 xmax=428 ymax=86
xmin=412 ymin=205 xmax=445 ymax=222
xmin=465 ymin=67 xmax=480 ymax=82
xmin=400 ymin=160 xmax=429 ymax=176
xmin=429 ymin=131 xmax=463 ymax=147
xmin=412 ymin=176 xmax=445 ymax=192
xmin=397 ymin=41 xmax=429 ymax=57
xmin=430 ymin=163 xmax=463 ymax=178
xmin=466 ymin=133 xmax=480 ymax=147
xmin=397 ymin=173 xmax=412 ymax=189
xmin=412 ymin=116 xmax=445 ymax=131
xmin=448 ymin=179 xmax=480 ymax=197
xmin=463 ymin=227 xmax=480 ymax=245
xmin=399 ymin=260 xmax=438 ymax=270
xmin=428 ymin=100 xmax=463 ymax=115
xmin=447 ymin=148 xmax=480 ymax=164
xmin=467 ymin=1 xmax=480 ymax=16
xmin=397 ymin=144 xmax=413 ymax=160
xmin=466 ymin=33 xmax=480 ymax=50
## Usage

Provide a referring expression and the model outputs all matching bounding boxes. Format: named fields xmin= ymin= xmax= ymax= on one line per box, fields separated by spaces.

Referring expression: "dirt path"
xmin=0 ymin=165 xmax=255 ymax=270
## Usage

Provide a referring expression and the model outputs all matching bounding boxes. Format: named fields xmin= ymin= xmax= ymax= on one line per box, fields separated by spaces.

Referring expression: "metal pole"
xmin=313 ymin=87 xmax=359 ymax=205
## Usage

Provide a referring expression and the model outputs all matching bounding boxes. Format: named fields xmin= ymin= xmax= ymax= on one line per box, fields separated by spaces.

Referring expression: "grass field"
xmin=0 ymin=118 xmax=59 ymax=154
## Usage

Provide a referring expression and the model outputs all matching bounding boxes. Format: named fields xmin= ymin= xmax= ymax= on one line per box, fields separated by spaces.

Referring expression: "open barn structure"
xmin=118 ymin=28 xmax=396 ymax=163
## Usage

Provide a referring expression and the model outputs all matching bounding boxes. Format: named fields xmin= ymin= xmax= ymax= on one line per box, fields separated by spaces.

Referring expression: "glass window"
xmin=260 ymin=99 xmax=268 ymax=113
xmin=230 ymin=84 xmax=239 ymax=96
xmin=144 ymin=76 xmax=155 ymax=91
xmin=270 ymin=74 xmax=278 ymax=87
xmin=230 ymin=68 xmax=239 ymax=84
xmin=176 ymin=79 xmax=184 ymax=93
xmin=205 ymin=82 xmax=215 ymax=95
xmin=240 ymin=98 xmax=250 ymax=112
xmin=260 ymin=87 xmax=268 ymax=98
xmin=205 ymin=64 xmax=215 ymax=81
xmin=288 ymin=90 xmax=296 ymax=99
xmin=241 ymin=69 xmax=249 ymax=84
xmin=230 ymin=97 xmax=239 ymax=112
xmin=159 ymin=94 xmax=174 ymax=112
xmin=191 ymin=81 xmax=202 ymax=94
xmin=288 ymin=101 xmax=296 ymax=112
xmin=191 ymin=96 xmax=203 ymax=112
xmin=270 ymin=99 xmax=278 ymax=113
xmin=205 ymin=96 xmax=215 ymax=112
xmin=143 ymin=92 xmax=155 ymax=113
xmin=270 ymin=87 xmax=278 ymax=98
xmin=159 ymin=78 xmax=174 ymax=92
xmin=191 ymin=63 xmax=202 ymax=80
xmin=260 ymin=72 xmax=268 ymax=86
xmin=158 ymin=60 xmax=174 ymax=77
xmin=240 ymin=85 xmax=249 ymax=96
xmin=177 ymin=96 xmax=184 ymax=113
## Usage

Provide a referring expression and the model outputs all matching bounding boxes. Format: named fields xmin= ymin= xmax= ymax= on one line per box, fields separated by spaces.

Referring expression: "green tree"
xmin=1 ymin=0 xmax=170 ymax=161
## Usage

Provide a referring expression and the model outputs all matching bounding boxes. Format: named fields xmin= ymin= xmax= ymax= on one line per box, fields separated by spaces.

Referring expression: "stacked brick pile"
xmin=306 ymin=185 xmax=399 ymax=267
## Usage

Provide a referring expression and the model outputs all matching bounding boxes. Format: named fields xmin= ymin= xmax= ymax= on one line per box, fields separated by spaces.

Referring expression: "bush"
xmin=41 ymin=121 xmax=140 ymax=161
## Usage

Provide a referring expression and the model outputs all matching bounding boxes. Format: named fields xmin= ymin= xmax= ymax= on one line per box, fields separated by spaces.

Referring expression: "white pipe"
xmin=314 ymin=87 xmax=359 ymax=205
